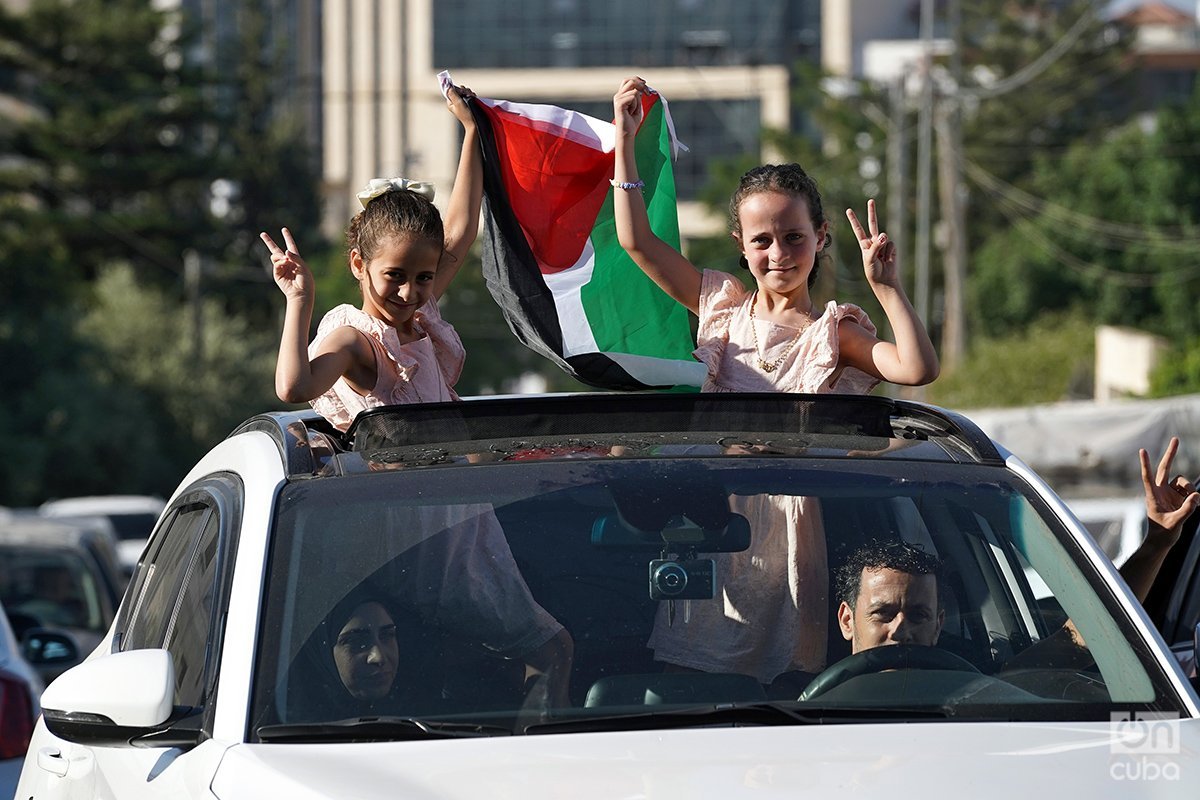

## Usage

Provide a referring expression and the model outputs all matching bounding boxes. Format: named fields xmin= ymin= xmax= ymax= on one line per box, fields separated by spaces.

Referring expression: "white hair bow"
xmin=356 ymin=177 xmax=436 ymax=208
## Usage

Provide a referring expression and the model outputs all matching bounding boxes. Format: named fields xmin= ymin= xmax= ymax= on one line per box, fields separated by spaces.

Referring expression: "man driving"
xmin=834 ymin=539 xmax=943 ymax=655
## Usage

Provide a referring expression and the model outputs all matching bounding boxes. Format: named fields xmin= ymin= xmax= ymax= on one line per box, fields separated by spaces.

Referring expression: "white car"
xmin=17 ymin=394 xmax=1200 ymax=799
xmin=40 ymin=494 xmax=166 ymax=578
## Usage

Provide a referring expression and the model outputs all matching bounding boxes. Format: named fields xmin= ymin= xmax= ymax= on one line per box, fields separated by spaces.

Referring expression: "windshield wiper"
xmin=523 ymin=702 xmax=950 ymax=735
xmin=257 ymin=716 xmax=512 ymax=743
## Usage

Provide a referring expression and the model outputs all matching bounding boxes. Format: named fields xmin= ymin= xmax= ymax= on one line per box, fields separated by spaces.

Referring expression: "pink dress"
xmin=646 ymin=270 xmax=879 ymax=684
xmin=308 ymin=301 xmax=463 ymax=432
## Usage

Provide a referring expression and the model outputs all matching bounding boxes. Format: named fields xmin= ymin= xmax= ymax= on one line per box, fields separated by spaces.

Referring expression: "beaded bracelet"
xmin=609 ymin=179 xmax=645 ymax=191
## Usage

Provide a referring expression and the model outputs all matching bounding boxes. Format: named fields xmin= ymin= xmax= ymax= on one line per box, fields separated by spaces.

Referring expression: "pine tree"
xmin=0 ymin=0 xmax=217 ymax=296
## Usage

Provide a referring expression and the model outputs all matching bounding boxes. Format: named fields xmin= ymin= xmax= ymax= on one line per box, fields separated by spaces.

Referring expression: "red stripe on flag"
xmin=479 ymin=103 xmax=613 ymax=274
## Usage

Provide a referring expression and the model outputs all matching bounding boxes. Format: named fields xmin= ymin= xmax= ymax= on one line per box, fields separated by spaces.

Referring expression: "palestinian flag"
xmin=453 ymin=78 xmax=705 ymax=390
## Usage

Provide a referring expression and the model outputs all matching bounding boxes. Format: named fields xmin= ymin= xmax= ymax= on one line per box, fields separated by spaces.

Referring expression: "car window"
xmin=120 ymin=501 xmax=220 ymax=707
xmin=250 ymin=457 xmax=1185 ymax=738
xmin=0 ymin=548 xmax=109 ymax=634
xmin=165 ymin=513 xmax=220 ymax=707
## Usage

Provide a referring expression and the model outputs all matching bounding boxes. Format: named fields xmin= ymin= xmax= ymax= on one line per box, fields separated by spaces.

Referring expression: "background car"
xmin=0 ymin=595 xmax=41 ymax=800
xmin=0 ymin=517 xmax=121 ymax=682
xmin=16 ymin=394 xmax=1200 ymax=799
xmin=40 ymin=495 xmax=166 ymax=578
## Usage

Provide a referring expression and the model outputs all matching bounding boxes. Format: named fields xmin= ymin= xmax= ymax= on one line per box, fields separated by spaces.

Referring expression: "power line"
xmin=959 ymin=4 xmax=1101 ymax=101
xmin=966 ymin=170 xmax=1200 ymax=287
xmin=963 ymin=159 xmax=1200 ymax=248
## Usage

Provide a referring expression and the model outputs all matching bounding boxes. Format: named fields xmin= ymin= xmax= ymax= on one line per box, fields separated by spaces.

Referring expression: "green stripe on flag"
xmin=583 ymin=101 xmax=697 ymax=366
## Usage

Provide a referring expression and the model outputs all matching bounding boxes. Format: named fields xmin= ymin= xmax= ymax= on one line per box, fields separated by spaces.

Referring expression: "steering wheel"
xmin=798 ymin=644 xmax=980 ymax=701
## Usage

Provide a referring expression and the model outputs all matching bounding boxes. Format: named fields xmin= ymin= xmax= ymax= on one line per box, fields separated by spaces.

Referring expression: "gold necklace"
xmin=748 ymin=293 xmax=813 ymax=373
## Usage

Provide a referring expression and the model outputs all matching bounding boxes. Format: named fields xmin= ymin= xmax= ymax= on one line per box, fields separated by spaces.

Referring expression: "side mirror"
xmin=40 ymin=649 xmax=201 ymax=749
xmin=21 ymin=628 xmax=80 ymax=667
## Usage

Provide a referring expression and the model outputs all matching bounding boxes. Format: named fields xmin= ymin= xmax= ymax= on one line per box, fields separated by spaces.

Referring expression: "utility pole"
xmin=184 ymin=249 xmax=204 ymax=365
xmin=915 ymin=0 xmax=934 ymax=329
xmin=399 ymin=0 xmax=410 ymax=175
xmin=887 ymin=75 xmax=908 ymax=297
xmin=937 ymin=0 xmax=967 ymax=370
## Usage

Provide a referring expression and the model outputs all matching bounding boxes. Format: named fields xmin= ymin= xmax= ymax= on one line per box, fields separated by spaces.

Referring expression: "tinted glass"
xmin=251 ymin=457 xmax=1182 ymax=739
xmin=432 ymin=0 xmax=820 ymax=69
xmin=122 ymin=505 xmax=212 ymax=652
xmin=165 ymin=513 xmax=220 ymax=707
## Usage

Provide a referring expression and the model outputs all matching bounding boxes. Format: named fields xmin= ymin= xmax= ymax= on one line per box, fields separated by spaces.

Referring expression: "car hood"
xmin=212 ymin=721 xmax=1200 ymax=799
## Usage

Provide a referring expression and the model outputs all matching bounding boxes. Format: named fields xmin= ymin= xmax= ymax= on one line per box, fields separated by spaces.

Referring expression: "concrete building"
xmin=319 ymin=0 xmax=821 ymax=241
xmin=1113 ymin=1 xmax=1200 ymax=110
xmin=174 ymin=0 xmax=325 ymax=163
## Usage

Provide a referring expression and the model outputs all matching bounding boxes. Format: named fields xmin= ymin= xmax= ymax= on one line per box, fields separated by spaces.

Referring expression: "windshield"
xmin=251 ymin=457 xmax=1183 ymax=739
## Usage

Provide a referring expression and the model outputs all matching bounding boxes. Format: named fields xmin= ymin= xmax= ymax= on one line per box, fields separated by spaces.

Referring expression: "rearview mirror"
xmin=592 ymin=512 xmax=750 ymax=552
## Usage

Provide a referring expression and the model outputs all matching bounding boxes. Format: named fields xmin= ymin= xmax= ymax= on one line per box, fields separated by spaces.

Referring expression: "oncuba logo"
xmin=1110 ymin=711 xmax=1181 ymax=782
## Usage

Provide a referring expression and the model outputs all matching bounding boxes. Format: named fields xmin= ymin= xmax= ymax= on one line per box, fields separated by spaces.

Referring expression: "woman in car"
xmin=289 ymin=585 xmax=440 ymax=720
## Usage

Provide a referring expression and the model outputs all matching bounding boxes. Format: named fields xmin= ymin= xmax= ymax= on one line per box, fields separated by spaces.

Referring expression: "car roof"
xmin=40 ymin=495 xmax=165 ymax=516
xmin=231 ymin=392 xmax=1007 ymax=480
xmin=0 ymin=516 xmax=118 ymax=549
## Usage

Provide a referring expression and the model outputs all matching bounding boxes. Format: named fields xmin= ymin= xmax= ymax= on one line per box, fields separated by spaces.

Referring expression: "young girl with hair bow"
xmin=263 ymin=85 xmax=483 ymax=426
xmin=262 ymin=85 xmax=575 ymax=710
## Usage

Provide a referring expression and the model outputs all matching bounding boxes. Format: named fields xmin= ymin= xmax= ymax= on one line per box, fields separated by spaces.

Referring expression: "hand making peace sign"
xmin=1141 ymin=436 xmax=1200 ymax=538
xmin=261 ymin=227 xmax=314 ymax=304
xmin=845 ymin=199 xmax=899 ymax=288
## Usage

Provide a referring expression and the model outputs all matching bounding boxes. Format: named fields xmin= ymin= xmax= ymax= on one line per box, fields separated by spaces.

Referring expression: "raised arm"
xmin=1119 ymin=437 xmax=1199 ymax=603
xmin=837 ymin=201 xmax=940 ymax=386
xmin=434 ymin=84 xmax=484 ymax=300
xmin=263 ymin=228 xmax=366 ymax=403
xmin=612 ymin=76 xmax=702 ymax=315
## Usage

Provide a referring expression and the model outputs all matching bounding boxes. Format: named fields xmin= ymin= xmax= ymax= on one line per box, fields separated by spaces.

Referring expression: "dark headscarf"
xmin=286 ymin=581 xmax=440 ymax=722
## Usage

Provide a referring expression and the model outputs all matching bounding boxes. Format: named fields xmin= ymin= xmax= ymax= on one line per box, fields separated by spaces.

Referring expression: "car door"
xmin=34 ymin=475 xmax=242 ymax=800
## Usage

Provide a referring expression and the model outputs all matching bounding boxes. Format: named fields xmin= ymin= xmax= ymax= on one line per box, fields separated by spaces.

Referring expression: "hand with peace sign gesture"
xmin=261 ymin=227 xmax=314 ymax=305
xmin=845 ymin=199 xmax=899 ymax=289
xmin=1117 ymin=437 xmax=1199 ymax=603
xmin=1142 ymin=436 xmax=1200 ymax=538
xmin=261 ymin=224 xmax=371 ymax=406
xmin=833 ymin=197 xmax=939 ymax=387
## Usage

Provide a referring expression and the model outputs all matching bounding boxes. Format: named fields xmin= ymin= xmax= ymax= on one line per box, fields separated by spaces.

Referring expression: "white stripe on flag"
xmin=476 ymin=98 xmax=615 ymax=152
xmin=543 ymin=239 xmax=599 ymax=358
xmin=603 ymin=352 xmax=707 ymax=388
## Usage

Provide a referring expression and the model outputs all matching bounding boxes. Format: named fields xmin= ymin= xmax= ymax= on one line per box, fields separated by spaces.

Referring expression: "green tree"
xmin=0 ymin=0 xmax=329 ymax=502
xmin=961 ymin=0 xmax=1135 ymax=191
xmin=925 ymin=310 xmax=1095 ymax=408
xmin=0 ymin=0 xmax=217 ymax=296
xmin=204 ymin=0 xmax=328 ymax=322
xmin=968 ymin=86 xmax=1200 ymax=341
xmin=0 ymin=265 xmax=276 ymax=505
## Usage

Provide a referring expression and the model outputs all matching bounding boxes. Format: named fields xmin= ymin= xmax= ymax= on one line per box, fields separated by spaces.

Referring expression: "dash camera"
xmin=649 ymin=558 xmax=716 ymax=600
